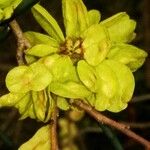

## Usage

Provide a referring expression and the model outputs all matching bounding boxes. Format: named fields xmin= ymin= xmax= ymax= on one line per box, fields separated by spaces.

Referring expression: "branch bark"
xmin=73 ymin=100 xmax=150 ymax=149
xmin=51 ymin=105 xmax=59 ymax=150
xmin=9 ymin=20 xmax=31 ymax=65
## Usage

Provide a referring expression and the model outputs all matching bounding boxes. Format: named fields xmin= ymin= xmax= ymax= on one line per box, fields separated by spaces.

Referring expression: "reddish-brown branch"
xmin=9 ymin=20 xmax=31 ymax=65
xmin=73 ymin=100 xmax=150 ymax=149
xmin=51 ymin=105 xmax=59 ymax=150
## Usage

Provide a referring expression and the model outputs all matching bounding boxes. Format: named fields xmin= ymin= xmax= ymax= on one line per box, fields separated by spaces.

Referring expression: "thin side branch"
xmin=9 ymin=20 xmax=31 ymax=65
xmin=73 ymin=100 xmax=150 ymax=149
xmin=51 ymin=105 xmax=59 ymax=150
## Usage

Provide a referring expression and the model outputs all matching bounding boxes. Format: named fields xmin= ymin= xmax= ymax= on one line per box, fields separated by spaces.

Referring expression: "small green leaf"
xmin=6 ymin=66 xmax=32 ymax=93
xmin=25 ymin=55 xmax=38 ymax=64
xmin=29 ymin=104 xmax=37 ymax=119
xmin=105 ymin=60 xmax=135 ymax=103
xmin=104 ymin=60 xmax=135 ymax=112
xmin=0 ymin=0 xmax=21 ymax=8
xmin=84 ymin=40 xmax=110 ymax=66
xmin=0 ymin=0 xmax=13 ymax=8
xmin=62 ymin=0 xmax=79 ymax=37
xmin=107 ymin=43 xmax=148 ymax=72
xmin=77 ymin=60 xmax=98 ymax=92
xmin=50 ymin=81 xmax=91 ymax=99
xmin=62 ymin=0 xmax=88 ymax=37
xmin=95 ymin=93 xmax=110 ymax=111
xmin=50 ymin=56 xmax=78 ymax=82
xmin=18 ymin=94 xmax=38 ymax=120
xmin=57 ymin=96 xmax=70 ymax=110
xmin=32 ymin=4 xmax=64 ymax=42
xmin=81 ymin=24 xmax=110 ymax=66
xmin=107 ymin=93 xmax=128 ymax=113
xmin=15 ymin=92 xmax=32 ymax=116
xmin=44 ymin=91 xmax=54 ymax=122
xmin=32 ymin=91 xmax=48 ymax=121
xmin=96 ymin=61 xmax=118 ymax=99
xmin=94 ymin=61 xmax=119 ymax=111
xmin=12 ymin=90 xmax=53 ymax=122
xmin=86 ymin=93 xmax=96 ymax=106
xmin=20 ymin=102 xmax=36 ymax=120
xmin=101 ymin=12 xmax=136 ymax=43
xmin=0 ymin=91 xmax=38 ymax=120
xmin=0 ymin=0 xmax=22 ymax=20
xmin=88 ymin=9 xmax=101 ymax=26
xmin=28 ymin=62 xmax=52 ymax=91
xmin=31 ymin=90 xmax=54 ymax=122
xmin=0 ymin=92 xmax=26 ymax=107
xmin=81 ymin=24 xmax=109 ymax=47
xmin=75 ymin=0 xmax=89 ymax=34
xmin=39 ymin=54 xmax=61 ymax=69
xmin=40 ymin=55 xmax=78 ymax=82
xmin=6 ymin=62 xmax=52 ymax=93
xmin=19 ymin=104 xmax=32 ymax=120
xmin=24 ymin=31 xmax=59 ymax=47
xmin=10 ymin=0 xmax=22 ymax=8
xmin=19 ymin=125 xmax=51 ymax=150
xmin=0 ymin=92 xmax=38 ymax=120
xmin=3 ymin=6 xmax=13 ymax=19
xmin=25 ymin=44 xmax=58 ymax=57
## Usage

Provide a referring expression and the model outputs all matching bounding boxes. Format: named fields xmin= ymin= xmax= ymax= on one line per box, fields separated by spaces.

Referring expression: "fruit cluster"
xmin=0 ymin=0 xmax=147 ymax=122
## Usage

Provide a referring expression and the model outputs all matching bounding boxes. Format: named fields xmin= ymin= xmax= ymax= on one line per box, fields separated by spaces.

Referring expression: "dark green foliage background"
xmin=0 ymin=0 xmax=150 ymax=149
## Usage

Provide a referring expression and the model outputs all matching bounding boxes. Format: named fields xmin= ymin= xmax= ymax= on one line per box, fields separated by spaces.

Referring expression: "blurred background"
xmin=0 ymin=0 xmax=150 ymax=149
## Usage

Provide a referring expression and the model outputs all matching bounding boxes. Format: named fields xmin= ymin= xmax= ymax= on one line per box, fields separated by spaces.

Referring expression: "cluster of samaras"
xmin=0 ymin=0 xmax=147 ymax=123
